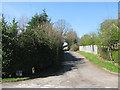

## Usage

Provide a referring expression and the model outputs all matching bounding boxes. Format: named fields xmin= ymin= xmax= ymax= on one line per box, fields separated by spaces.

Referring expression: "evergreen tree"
xmin=27 ymin=9 xmax=50 ymax=30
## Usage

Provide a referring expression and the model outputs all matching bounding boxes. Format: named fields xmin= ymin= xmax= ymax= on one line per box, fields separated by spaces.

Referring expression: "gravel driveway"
xmin=2 ymin=51 xmax=118 ymax=88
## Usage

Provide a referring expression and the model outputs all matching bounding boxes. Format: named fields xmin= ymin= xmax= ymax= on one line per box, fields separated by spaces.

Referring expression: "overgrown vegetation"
xmin=70 ymin=44 xmax=79 ymax=51
xmin=98 ymin=47 xmax=119 ymax=63
xmin=79 ymin=32 xmax=99 ymax=46
xmin=79 ymin=19 xmax=119 ymax=64
xmin=54 ymin=19 xmax=79 ymax=51
xmin=2 ymin=10 xmax=65 ymax=78
xmin=65 ymin=29 xmax=79 ymax=51
xmin=99 ymin=20 xmax=119 ymax=61
xmin=77 ymin=51 xmax=120 ymax=73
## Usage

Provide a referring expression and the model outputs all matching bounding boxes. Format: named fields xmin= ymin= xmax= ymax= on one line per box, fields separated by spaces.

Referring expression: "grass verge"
xmin=2 ymin=77 xmax=29 ymax=82
xmin=77 ymin=51 xmax=120 ymax=73
xmin=2 ymin=64 xmax=62 ymax=83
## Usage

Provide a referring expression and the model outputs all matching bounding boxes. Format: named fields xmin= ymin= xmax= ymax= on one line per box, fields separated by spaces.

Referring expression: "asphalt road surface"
xmin=2 ymin=52 xmax=118 ymax=88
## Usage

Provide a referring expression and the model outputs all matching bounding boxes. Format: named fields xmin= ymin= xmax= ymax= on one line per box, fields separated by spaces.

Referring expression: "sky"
xmin=2 ymin=2 xmax=118 ymax=38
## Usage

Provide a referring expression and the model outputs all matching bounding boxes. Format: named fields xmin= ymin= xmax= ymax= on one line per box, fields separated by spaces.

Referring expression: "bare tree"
xmin=65 ymin=29 xmax=79 ymax=50
xmin=18 ymin=16 xmax=28 ymax=32
xmin=54 ymin=19 xmax=71 ymax=35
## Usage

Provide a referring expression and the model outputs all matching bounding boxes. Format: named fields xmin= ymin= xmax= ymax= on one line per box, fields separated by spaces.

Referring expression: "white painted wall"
xmin=79 ymin=45 xmax=98 ymax=54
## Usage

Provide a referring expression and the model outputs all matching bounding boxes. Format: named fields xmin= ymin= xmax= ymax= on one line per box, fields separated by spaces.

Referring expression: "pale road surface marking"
xmin=2 ymin=52 xmax=118 ymax=88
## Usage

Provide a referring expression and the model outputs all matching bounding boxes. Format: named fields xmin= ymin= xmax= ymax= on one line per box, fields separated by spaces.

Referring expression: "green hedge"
xmin=2 ymin=30 xmax=64 ymax=78
xmin=2 ymin=13 xmax=64 ymax=78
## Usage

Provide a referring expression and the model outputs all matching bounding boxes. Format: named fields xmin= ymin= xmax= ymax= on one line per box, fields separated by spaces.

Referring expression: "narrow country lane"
xmin=2 ymin=52 xmax=118 ymax=88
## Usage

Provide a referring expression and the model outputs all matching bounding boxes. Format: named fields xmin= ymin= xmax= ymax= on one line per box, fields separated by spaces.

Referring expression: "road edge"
xmin=76 ymin=52 xmax=120 ymax=76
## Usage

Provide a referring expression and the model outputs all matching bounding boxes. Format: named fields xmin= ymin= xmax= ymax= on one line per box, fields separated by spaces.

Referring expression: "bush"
xmin=2 ymin=23 xmax=64 ymax=78
xmin=98 ymin=46 xmax=119 ymax=63
xmin=70 ymin=44 xmax=79 ymax=51
xmin=111 ymin=50 xmax=119 ymax=63
xmin=98 ymin=46 xmax=110 ymax=60
xmin=2 ymin=12 xmax=64 ymax=78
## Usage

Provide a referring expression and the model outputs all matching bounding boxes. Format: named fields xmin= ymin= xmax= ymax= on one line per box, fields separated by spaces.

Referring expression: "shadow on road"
xmin=29 ymin=52 xmax=85 ymax=79
xmin=54 ymin=52 xmax=85 ymax=75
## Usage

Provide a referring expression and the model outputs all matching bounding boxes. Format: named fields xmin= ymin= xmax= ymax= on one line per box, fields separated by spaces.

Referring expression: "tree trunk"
xmin=108 ymin=47 xmax=113 ymax=61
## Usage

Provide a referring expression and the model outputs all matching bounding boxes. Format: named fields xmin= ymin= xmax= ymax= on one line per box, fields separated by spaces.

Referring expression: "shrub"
xmin=70 ymin=44 xmax=79 ymax=51
xmin=111 ymin=50 xmax=119 ymax=63
xmin=98 ymin=46 xmax=119 ymax=63
xmin=98 ymin=46 xmax=110 ymax=60
xmin=2 ymin=12 xmax=64 ymax=78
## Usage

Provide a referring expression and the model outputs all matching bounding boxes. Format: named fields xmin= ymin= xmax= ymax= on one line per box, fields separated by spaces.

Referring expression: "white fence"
xmin=79 ymin=45 xmax=98 ymax=54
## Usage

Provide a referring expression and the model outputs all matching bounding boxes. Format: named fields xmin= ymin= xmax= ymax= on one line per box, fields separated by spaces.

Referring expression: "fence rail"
xmin=79 ymin=45 xmax=98 ymax=54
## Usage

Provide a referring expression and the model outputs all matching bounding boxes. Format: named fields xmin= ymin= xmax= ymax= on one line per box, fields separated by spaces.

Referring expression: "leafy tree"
xmin=89 ymin=32 xmax=100 ymax=45
xmin=99 ymin=20 xmax=118 ymax=46
xmin=79 ymin=31 xmax=99 ymax=46
xmin=79 ymin=34 xmax=91 ymax=46
xmin=99 ymin=19 xmax=119 ymax=60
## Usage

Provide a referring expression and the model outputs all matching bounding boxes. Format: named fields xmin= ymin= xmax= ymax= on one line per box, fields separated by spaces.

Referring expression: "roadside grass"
xmin=2 ymin=64 xmax=62 ymax=83
xmin=2 ymin=77 xmax=29 ymax=82
xmin=77 ymin=51 xmax=120 ymax=73
xmin=0 ymin=78 xmax=1 ymax=82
